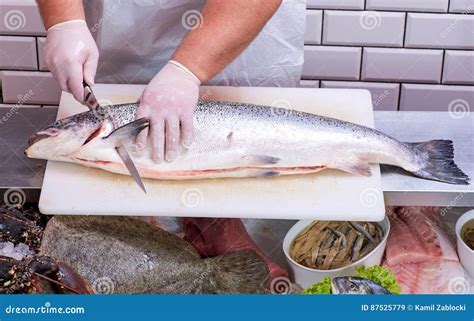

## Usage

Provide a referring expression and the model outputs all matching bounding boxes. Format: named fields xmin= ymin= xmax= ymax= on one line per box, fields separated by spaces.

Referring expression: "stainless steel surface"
xmin=377 ymin=111 xmax=473 ymax=206
xmin=115 ymin=145 xmax=147 ymax=193
xmin=0 ymin=107 xmax=56 ymax=203
xmin=1 ymin=108 xmax=472 ymax=206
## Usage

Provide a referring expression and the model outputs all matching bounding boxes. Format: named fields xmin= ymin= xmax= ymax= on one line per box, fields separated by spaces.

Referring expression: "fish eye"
xmin=349 ymin=282 xmax=357 ymax=291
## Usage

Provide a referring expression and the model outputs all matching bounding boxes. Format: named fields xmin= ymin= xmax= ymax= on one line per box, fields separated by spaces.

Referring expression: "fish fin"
xmin=337 ymin=158 xmax=372 ymax=176
xmin=241 ymin=154 xmax=280 ymax=166
xmin=408 ymin=140 xmax=470 ymax=185
xmin=103 ymin=118 xmax=149 ymax=145
xmin=207 ymin=250 xmax=269 ymax=294
xmin=258 ymin=170 xmax=280 ymax=177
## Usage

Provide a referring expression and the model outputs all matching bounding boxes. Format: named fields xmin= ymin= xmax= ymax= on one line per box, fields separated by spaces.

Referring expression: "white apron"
xmin=83 ymin=0 xmax=305 ymax=87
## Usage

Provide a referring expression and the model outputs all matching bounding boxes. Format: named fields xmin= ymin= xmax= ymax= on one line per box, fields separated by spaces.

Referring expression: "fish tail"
xmin=207 ymin=249 xmax=269 ymax=294
xmin=407 ymin=140 xmax=469 ymax=185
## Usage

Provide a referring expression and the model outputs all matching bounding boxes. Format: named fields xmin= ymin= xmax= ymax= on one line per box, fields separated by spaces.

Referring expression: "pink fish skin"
xmin=384 ymin=207 xmax=466 ymax=294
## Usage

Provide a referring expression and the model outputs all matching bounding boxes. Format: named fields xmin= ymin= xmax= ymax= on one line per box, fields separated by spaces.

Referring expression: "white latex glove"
xmin=136 ymin=61 xmax=200 ymax=163
xmin=45 ymin=20 xmax=99 ymax=102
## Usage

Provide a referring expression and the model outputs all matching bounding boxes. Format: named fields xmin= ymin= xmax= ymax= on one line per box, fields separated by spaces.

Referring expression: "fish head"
xmin=25 ymin=111 xmax=110 ymax=161
xmin=331 ymin=277 xmax=390 ymax=295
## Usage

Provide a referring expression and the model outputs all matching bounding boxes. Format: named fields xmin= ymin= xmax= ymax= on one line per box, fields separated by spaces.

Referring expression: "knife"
xmin=83 ymin=81 xmax=147 ymax=193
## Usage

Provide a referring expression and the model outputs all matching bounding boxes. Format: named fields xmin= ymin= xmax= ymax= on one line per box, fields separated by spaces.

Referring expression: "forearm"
xmin=37 ymin=0 xmax=85 ymax=30
xmin=172 ymin=0 xmax=282 ymax=83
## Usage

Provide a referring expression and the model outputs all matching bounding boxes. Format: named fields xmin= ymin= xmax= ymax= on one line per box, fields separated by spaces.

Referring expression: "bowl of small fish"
xmin=455 ymin=209 xmax=474 ymax=277
xmin=283 ymin=217 xmax=390 ymax=288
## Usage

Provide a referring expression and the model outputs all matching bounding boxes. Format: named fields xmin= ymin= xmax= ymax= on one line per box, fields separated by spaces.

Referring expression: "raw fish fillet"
xmin=387 ymin=263 xmax=418 ymax=294
xmin=384 ymin=207 xmax=467 ymax=294
xmin=385 ymin=210 xmax=432 ymax=266
xmin=396 ymin=207 xmax=458 ymax=262
xmin=385 ymin=207 xmax=458 ymax=266
xmin=387 ymin=261 xmax=466 ymax=294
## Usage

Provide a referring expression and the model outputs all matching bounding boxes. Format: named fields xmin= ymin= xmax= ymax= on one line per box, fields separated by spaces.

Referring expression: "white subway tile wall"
xmin=305 ymin=1 xmax=474 ymax=111
xmin=0 ymin=0 xmax=473 ymax=112
xmin=400 ymin=84 xmax=474 ymax=111
xmin=303 ymin=46 xmax=362 ymax=80
xmin=307 ymin=0 xmax=365 ymax=10
xmin=0 ymin=36 xmax=37 ymax=70
xmin=323 ymin=11 xmax=405 ymax=47
xmin=36 ymin=37 xmax=48 ymax=71
xmin=442 ymin=50 xmax=474 ymax=84
xmin=405 ymin=13 xmax=474 ymax=49
xmin=305 ymin=10 xmax=323 ymax=44
xmin=449 ymin=0 xmax=474 ymax=13
xmin=361 ymin=48 xmax=443 ymax=83
xmin=366 ymin=0 xmax=449 ymax=13
xmin=1 ymin=71 xmax=61 ymax=104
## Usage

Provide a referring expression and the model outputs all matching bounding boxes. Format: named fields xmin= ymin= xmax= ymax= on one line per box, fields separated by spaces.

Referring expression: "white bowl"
xmin=455 ymin=209 xmax=474 ymax=277
xmin=283 ymin=217 xmax=390 ymax=289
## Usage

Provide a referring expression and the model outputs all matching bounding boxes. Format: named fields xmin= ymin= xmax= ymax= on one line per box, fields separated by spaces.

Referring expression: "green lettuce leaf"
xmin=302 ymin=277 xmax=332 ymax=294
xmin=356 ymin=265 xmax=401 ymax=294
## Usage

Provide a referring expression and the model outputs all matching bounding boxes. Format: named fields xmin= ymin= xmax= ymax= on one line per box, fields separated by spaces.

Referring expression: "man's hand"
xmin=136 ymin=61 xmax=200 ymax=163
xmin=44 ymin=20 xmax=99 ymax=102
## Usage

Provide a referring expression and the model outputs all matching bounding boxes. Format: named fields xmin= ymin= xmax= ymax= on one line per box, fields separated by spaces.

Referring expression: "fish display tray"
xmin=39 ymin=85 xmax=386 ymax=220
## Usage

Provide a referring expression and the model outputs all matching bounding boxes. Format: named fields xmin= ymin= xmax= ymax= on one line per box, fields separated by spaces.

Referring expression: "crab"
xmin=0 ymin=205 xmax=46 ymax=251
xmin=0 ymin=205 xmax=93 ymax=294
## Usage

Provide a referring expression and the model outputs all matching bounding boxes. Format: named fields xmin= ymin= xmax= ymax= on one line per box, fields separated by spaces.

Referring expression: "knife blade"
xmin=82 ymin=81 xmax=147 ymax=193
xmin=115 ymin=145 xmax=147 ymax=194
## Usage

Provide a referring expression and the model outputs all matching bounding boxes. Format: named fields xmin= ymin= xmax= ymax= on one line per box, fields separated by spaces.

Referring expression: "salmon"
xmin=25 ymin=101 xmax=469 ymax=184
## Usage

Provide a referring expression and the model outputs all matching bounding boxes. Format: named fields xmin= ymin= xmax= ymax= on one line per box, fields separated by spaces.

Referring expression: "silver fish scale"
xmin=99 ymin=100 xmax=409 ymax=171
xmin=105 ymin=100 xmax=384 ymax=136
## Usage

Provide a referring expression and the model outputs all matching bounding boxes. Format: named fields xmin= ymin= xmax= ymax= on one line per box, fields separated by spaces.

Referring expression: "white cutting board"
xmin=39 ymin=84 xmax=385 ymax=220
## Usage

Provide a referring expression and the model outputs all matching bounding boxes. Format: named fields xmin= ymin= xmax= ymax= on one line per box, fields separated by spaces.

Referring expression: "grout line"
xmin=303 ymin=43 xmax=470 ymax=52
xmin=397 ymin=83 xmax=402 ymax=111
xmin=299 ymin=78 xmax=474 ymax=87
xmin=301 ymin=8 xmax=460 ymax=14
xmin=0 ymin=33 xmax=46 ymax=38
xmin=359 ymin=47 xmax=364 ymax=81
xmin=320 ymin=10 xmax=324 ymax=45
xmin=34 ymin=36 xmax=40 ymax=72
xmin=440 ymin=49 xmax=447 ymax=84
xmin=402 ymin=12 xmax=408 ymax=47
